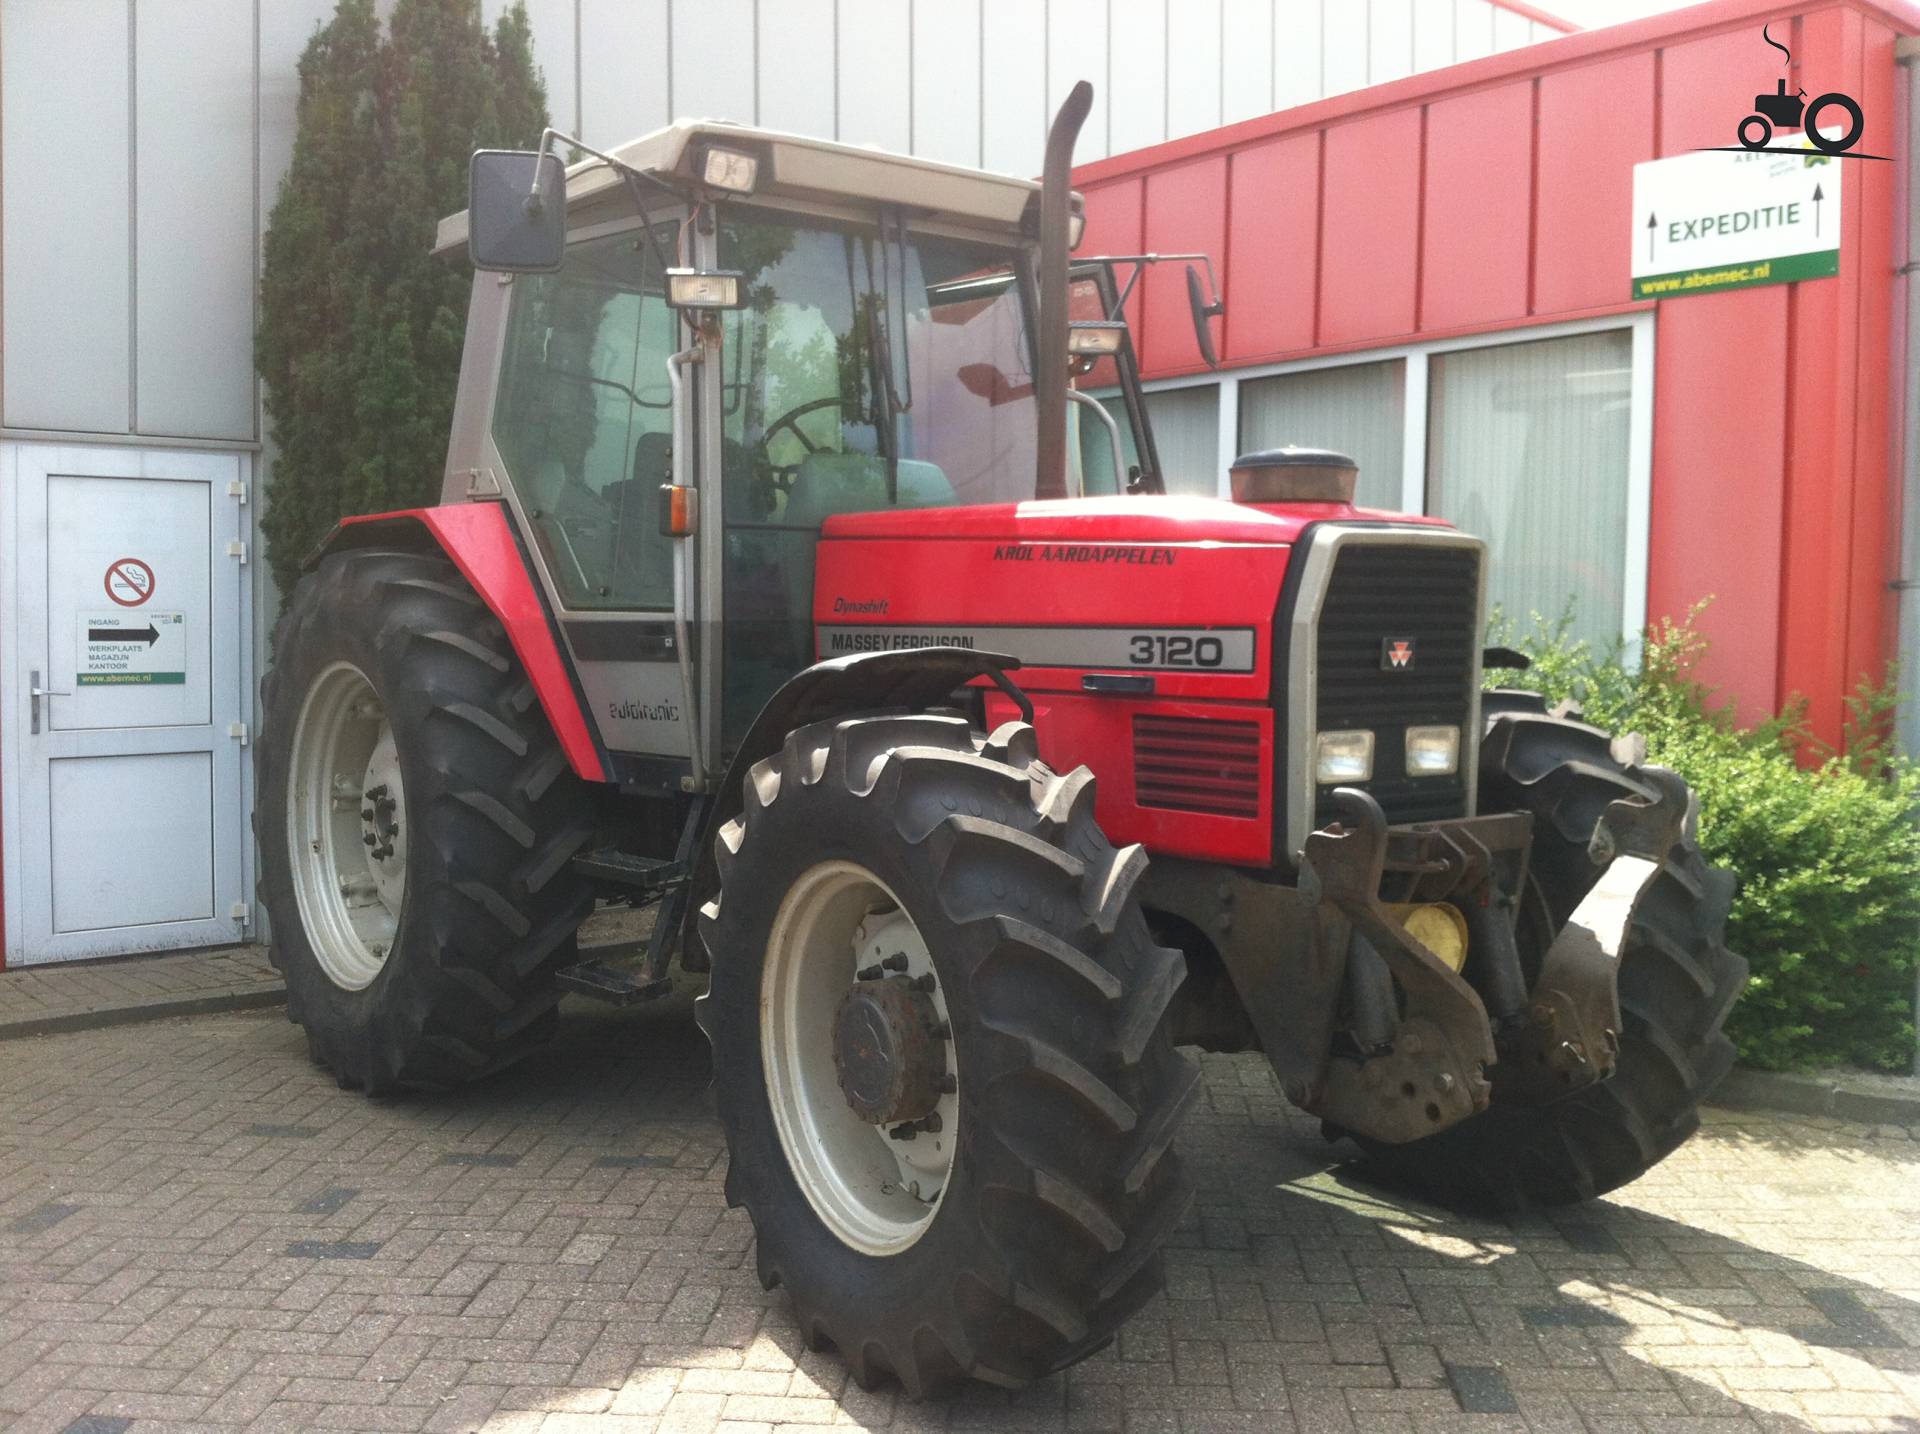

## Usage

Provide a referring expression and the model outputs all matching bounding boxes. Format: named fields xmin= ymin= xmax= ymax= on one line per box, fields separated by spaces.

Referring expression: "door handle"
xmin=29 ymin=669 xmax=71 ymax=735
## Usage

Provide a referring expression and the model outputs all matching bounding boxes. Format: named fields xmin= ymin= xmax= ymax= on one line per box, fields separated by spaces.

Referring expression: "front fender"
xmin=682 ymin=648 xmax=1029 ymax=966
xmin=308 ymin=505 xmax=608 ymax=784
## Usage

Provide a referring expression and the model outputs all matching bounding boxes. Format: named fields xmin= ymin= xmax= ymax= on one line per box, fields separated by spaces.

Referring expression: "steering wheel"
xmin=756 ymin=397 xmax=840 ymax=466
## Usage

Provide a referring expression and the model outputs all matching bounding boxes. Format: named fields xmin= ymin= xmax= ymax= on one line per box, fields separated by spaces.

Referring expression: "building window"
xmin=1142 ymin=316 xmax=1651 ymax=646
xmin=1144 ymin=385 xmax=1221 ymax=496
xmin=1237 ymin=359 xmax=1406 ymax=509
xmin=1427 ymin=329 xmax=1634 ymax=649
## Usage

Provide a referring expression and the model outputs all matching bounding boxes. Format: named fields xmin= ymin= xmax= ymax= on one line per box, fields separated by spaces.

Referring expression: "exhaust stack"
xmin=1034 ymin=81 xmax=1093 ymax=502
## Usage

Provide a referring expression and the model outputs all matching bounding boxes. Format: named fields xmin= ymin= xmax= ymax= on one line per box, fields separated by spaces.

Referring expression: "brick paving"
xmin=0 ymin=990 xmax=1917 ymax=1434
xmin=0 ymin=947 xmax=283 ymax=1039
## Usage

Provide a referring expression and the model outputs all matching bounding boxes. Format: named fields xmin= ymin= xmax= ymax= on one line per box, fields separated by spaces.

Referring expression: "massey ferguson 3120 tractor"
xmin=259 ymin=85 xmax=1746 ymax=1394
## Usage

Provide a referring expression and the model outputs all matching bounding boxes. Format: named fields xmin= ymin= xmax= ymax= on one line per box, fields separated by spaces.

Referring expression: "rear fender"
xmin=308 ymin=506 xmax=609 ymax=783
xmin=682 ymin=649 xmax=1030 ymax=967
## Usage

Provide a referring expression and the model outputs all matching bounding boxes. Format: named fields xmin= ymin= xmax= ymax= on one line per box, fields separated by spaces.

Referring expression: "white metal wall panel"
xmin=1493 ymin=7 xmax=1535 ymax=51
xmin=1 ymin=0 xmax=131 ymax=434
xmin=581 ymin=0 xmax=669 ymax=147
xmin=1167 ymin=0 xmax=1224 ymax=140
xmin=839 ymin=0 xmax=912 ymax=151
xmin=1321 ymin=2 xmax=1369 ymax=96
xmin=1107 ymin=0 xmax=1168 ymax=156
xmin=909 ymin=0 xmax=981 ymax=167
xmin=757 ymin=0 xmax=836 ymax=139
xmin=1454 ymin=0 xmax=1495 ymax=60
xmin=136 ymin=0 xmax=256 ymax=442
xmin=1272 ymin=0 xmax=1323 ymax=110
xmin=1221 ymin=0 xmax=1276 ymax=124
xmin=1413 ymin=0 xmax=1456 ymax=73
xmin=980 ymin=0 xmax=1047 ymax=175
xmin=673 ymin=0 xmax=755 ymax=124
xmin=1049 ymin=0 xmax=1111 ymax=161
xmin=1369 ymin=0 xmax=1416 ymax=84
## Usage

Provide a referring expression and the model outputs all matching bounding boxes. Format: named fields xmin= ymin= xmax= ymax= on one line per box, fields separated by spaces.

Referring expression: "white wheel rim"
xmin=761 ymin=860 xmax=958 ymax=1256
xmin=286 ymin=662 xmax=408 ymax=991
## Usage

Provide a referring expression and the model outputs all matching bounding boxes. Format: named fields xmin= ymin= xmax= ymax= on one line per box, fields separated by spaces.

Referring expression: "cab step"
xmin=556 ymin=942 xmax=676 ymax=1006
xmin=572 ymin=847 xmax=686 ymax=901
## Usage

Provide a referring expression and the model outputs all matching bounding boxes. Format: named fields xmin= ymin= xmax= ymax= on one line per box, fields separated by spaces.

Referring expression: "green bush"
xmin=258 ymin=0 xmax=548 ymax=599
xmin=1487 ymin=609 xmax=1920 ymax=1073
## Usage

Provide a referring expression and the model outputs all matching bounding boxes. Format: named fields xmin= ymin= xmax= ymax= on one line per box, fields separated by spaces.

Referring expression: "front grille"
xmin=1313 ymin=543 xmax=1480 ymax=826
xmin=1134 ymin=715 xmax=1262 ymax=820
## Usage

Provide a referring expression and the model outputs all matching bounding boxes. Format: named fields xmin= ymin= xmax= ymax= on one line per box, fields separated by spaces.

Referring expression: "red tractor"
xmin=258 ymin=86 xmax=1745 ymax=1395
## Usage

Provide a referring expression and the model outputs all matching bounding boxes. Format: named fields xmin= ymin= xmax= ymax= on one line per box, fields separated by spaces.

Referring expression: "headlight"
xmin=1067 ymin=321 xmax=1126 ymax=356
xmin=1404 ymin=724 xmax=1461 ymax=777
xmin=665 ymin=268 xmax=747 ymax=309
xmin=1314 ymin=730 xmax=1374 ymax=784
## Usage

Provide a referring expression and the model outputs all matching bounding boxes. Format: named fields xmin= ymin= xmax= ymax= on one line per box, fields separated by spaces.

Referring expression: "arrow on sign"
xmin=1811 ymin=183 xmax=1824 ymax=239
xmin=90 ymin=624 xmax=159 ymax=647
xmin=1646 ymin=211 xmax=1657 ymax=262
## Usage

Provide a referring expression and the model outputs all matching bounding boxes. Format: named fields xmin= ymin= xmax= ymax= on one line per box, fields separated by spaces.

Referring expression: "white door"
xmin=2 ymin=443 xmax=251 ymax=964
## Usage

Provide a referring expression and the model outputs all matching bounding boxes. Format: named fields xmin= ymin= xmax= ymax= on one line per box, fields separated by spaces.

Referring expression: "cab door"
xmin=482 ymin=218 xmax=701 ymax=776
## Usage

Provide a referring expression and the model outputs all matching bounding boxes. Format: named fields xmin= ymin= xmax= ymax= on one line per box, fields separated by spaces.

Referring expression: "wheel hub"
xmin=832 ymin=976 xmax=948 ymax=1127
xmin=760 ymin=862 xmax=958 ymax=1255
xmin=287 ymin=663 xmax=407 ymax=992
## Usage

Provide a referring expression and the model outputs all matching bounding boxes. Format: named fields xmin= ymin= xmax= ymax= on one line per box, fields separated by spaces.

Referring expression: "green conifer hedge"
xmin=258 ymin=0 xmax=548 ymax=596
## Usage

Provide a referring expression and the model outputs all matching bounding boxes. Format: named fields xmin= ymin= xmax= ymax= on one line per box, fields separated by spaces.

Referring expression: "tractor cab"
xmin=434 ymin=120 xmax=1168 ymax=789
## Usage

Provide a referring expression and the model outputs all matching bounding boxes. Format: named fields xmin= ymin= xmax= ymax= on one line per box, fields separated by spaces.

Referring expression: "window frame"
xmin=1140 ymin=311 xmax=1657 ymax=652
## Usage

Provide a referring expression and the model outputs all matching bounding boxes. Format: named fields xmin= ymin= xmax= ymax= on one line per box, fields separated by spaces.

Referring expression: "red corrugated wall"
xmin=1074 ymin=0 xmax=1913 ymax=743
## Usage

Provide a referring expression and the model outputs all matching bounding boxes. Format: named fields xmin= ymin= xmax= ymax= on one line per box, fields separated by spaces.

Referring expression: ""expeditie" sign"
xmin=1630 ymin=139 xmax=1840 ymax=301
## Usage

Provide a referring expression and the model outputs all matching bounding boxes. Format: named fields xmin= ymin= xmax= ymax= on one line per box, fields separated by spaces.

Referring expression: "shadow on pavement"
xmin=385 ymin=999 xmax=1919 ymax=1431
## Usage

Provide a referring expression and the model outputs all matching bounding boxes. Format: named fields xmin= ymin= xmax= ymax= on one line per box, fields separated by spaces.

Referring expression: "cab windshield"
xmin=716 ymin=207 xmax=1069 ymax=525
xmin=716 ymin=207 xmax=1116 ymax=747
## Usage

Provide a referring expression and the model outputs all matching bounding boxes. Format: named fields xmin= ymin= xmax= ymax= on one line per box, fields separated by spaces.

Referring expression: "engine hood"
xmin=820 ymin=494 xmax=1450 ymax=546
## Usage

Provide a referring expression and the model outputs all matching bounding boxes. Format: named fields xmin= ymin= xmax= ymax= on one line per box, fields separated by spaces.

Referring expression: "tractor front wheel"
xmin=697 ymin=713 xmax=1197 ymax=1396
xmin=257 ymin=547 xmax=594 ymax=1094
xmin=1355 ymin=697 xmax=1748 ymax=1210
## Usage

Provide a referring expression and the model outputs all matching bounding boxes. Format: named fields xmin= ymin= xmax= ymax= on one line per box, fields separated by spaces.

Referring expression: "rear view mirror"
xmin=1186 ymin=264 xmax=1223 ymax=370
xmin=468 ymin=149 xmax=566 ymax=273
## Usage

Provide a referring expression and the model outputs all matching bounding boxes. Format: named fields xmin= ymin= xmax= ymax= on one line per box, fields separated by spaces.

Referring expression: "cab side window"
xmin=492 ymin=228 xmax=679 ymax=610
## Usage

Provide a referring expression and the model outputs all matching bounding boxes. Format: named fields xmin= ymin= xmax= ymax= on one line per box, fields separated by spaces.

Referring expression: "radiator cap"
xmin=1229 ymin=446 xmax=1358 ymax=504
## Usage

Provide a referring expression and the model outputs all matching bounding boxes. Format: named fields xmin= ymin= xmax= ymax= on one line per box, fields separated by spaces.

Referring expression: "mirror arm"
xmin=528 ymin=127 xmax=680 ymax=278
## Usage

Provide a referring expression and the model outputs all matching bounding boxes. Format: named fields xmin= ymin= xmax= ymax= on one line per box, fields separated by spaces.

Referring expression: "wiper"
xmin=860 ymin=232 xmax=904 ymax=504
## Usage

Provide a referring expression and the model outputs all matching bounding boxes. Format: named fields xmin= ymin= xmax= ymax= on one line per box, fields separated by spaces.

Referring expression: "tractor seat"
xmin=781 ymin=452 xmax=955 ymax=529
xmin=597 ymin=431 xmax=675 ymax=609
xmin=776 ymin=453 xmax=954 ymax=620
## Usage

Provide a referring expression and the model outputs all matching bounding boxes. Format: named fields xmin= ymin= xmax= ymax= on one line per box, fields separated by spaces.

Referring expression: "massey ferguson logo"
xmin=1382 ymin=637 xmax=1416 ymax=671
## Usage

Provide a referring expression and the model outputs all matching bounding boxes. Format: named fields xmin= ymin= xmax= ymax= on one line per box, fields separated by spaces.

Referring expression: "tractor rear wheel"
xmin=1355 ymin=696 xmax=1747 ymax=1210
xmin=257 ymin=547 xmax=594 ymax=1094
xmin=697 ymin=713 xmax=1198 ymax=1396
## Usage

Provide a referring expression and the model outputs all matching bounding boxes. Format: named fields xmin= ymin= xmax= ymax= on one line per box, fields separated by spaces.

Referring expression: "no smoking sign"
xmin=105 ymin=557 xmax=155 ymax=607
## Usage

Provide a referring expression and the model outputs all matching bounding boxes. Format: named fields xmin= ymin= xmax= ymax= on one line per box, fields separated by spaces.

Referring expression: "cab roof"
xmin=433 ymin=119 xmax=1061 ymax=255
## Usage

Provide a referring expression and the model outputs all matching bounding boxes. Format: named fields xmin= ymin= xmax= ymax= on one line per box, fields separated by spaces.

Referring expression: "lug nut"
xmin=882 ymin=953 xmax=909 ymax=971
xmin=857 ymin=964 xmax=884 ymax=981
xmin=912 ymin=973 xmax=937 ymax=993
xmin=938 ymin=1074 xmax=957 ymax=1095
xmin=888 ymin=1122 xmax=917 ymax=1141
